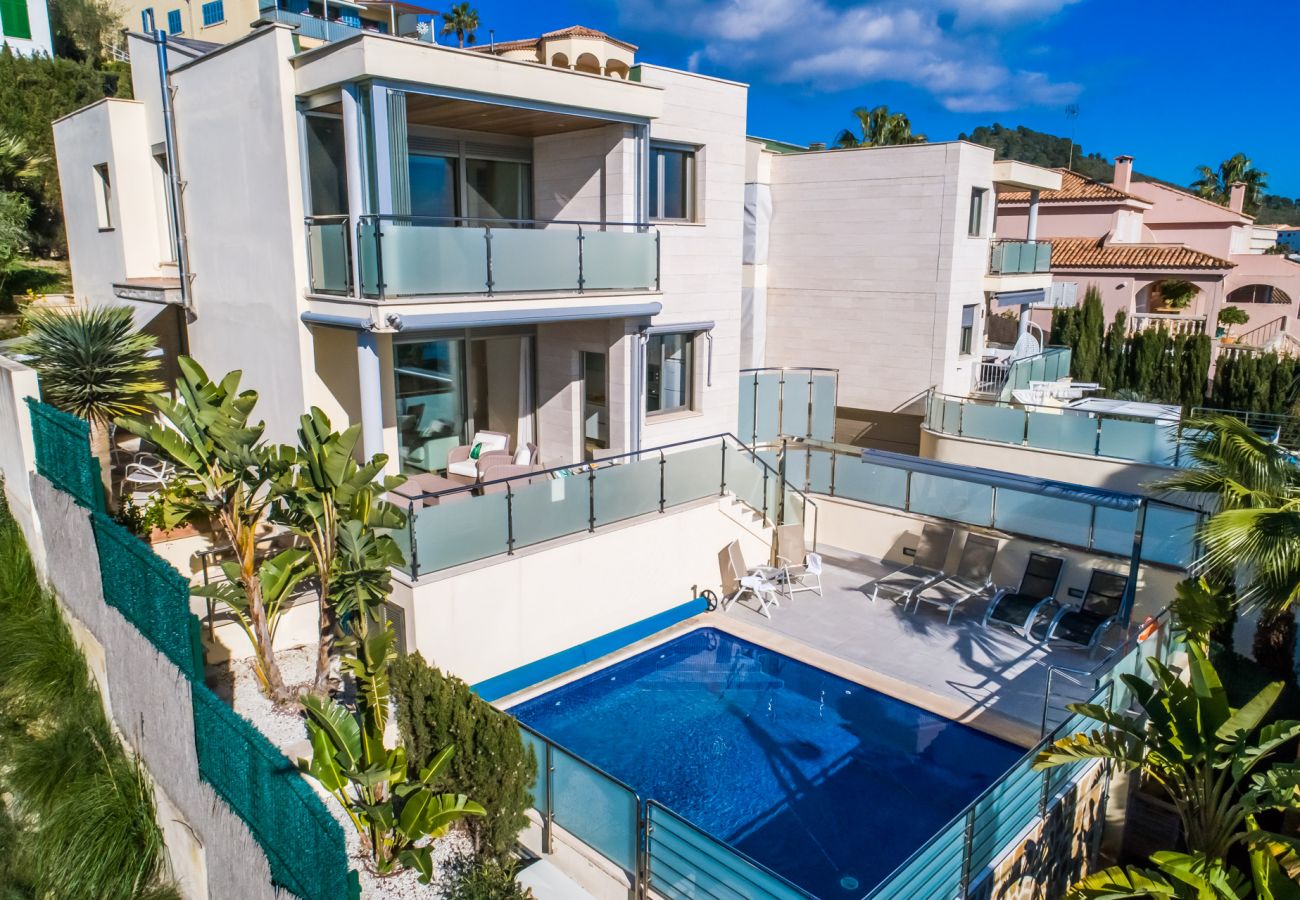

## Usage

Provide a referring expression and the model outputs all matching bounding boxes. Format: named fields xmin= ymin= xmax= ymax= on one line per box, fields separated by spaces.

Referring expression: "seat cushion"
xmin=447 ymin=458 xmax=480 ymax=479
xmin=471 ymin=432 xmax=510 ymax=453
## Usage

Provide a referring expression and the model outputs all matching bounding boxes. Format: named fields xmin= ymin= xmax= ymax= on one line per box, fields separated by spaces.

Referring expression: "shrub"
xmin=444 ymin=852 xmax=535 ymax=900
xmin=391 ymin=653 xmax=536 ymax=864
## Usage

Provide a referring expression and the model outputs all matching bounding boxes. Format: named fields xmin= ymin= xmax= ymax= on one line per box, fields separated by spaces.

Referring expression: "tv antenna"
xmin=1065 ymin=104 xmax=1080 ymax=170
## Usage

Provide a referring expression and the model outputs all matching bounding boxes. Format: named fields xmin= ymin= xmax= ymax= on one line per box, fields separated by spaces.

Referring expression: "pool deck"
xmin=719 ymin=544 xmax=1109 ymax=746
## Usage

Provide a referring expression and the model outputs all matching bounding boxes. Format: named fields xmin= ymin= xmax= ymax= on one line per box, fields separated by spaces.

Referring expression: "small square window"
xmin=1 ymin=0 xmax=33 ymax=39
xmin=92 ymin=163 xmax=113 ymax=230
xmin=968 ymin=187 xmax=987 ymax=237
xmin=646 ymin=332 xmax=695 ymax=415
xmin=201 ymin=0 xmax=223 ymax=26
xmin=166 ymin=8 xmax=182 ymax=33
xmin=650 ymin=143 xmax=697 ymax=222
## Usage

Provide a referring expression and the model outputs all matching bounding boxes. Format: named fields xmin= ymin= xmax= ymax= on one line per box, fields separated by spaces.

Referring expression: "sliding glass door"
xmin=394 ymin=332 xmax=536 ymax=474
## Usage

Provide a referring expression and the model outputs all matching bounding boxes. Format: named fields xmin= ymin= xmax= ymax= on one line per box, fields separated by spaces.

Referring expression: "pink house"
xmin=997 ymin=156 xmax=1300 ymax=350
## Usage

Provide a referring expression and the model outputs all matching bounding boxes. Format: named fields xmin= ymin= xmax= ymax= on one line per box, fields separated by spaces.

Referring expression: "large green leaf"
xmin=1215 ymin=680 xmax=1283 ymax=748
xmin=299 ymin=721 xmax=348 ymax=792
xmin=1035 ymin=729 xmax=1146 ymax=771
xmin=397 ymin=847 xmax=435 ymax=885
xmin=417 ymin=794 xmax=486 ymax=838
xmin=299 ymin=694 xmax=362 ymax=770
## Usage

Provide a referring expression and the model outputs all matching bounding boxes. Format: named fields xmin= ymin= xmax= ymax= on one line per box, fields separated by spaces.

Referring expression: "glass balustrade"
xmin=311 ymin=216 xmax=659 ymax=298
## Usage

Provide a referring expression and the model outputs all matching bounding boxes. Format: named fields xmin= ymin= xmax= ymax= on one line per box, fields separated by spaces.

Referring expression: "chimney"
xmin=1112 ymin=155 xmax=1133 ymax=192
xmin=1229 ymin=181 xmax=1247 ymax=214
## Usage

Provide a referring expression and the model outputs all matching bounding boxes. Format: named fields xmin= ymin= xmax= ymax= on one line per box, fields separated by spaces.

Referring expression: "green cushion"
xmin=469 ymin=442 xmax=483 ymax=460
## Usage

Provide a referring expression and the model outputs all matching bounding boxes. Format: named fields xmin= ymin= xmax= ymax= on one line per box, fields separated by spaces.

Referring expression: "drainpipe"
xmin=632 ymin=331 xmax=648 ymax=454
xmin=146 ymin=11 xmax=193 ymax=317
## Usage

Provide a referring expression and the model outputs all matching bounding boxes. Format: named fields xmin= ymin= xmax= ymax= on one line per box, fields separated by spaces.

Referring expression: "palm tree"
xmin=1192 ymin=152 xmax=1268 ymax=214
xmin=833 ymin=105 xmax=927 ymax=149
xmin=1154 ymin=415 xmax=1299 ymax=681
xmin=16 ymin=306 xmax=163 ymax=506
xmin=0 ymin=129 xmax=45 ymax=194
xmin=440 ymin=2 xmax=479 ymax=48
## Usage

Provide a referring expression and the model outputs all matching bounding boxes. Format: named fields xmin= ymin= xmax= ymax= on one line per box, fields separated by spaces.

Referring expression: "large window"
xmin=0 ymin=0 xmax=32 ymax=38
xmin=968 ymin=187 xmax=987 ymax=237
xmin=650 ymin=143 xmax=696 ymax=222
xmin=92 ymin=163 xmax=112 ymax=230
xmin=646 ymin=332 xmax=694 ymax=415
xmin=465 ymin=158 xmax=530 ymax=222
xmin=408 ymin=154 xmax=459 ymax=219
xmin=303 ymin=114 xmax=347 ymax=216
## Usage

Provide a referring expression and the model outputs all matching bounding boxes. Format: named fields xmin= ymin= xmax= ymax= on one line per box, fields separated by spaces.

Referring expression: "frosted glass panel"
xmin=1027 ymin=411 xmax=1098 ymax=455
xmin=754 ymin=374 xmax=780 ymax=442
xmin=582 ymin=230 xmax=657 ymax=290
xmin=780 ymin=372 xmax=811 ymax=438
xmin=807 ymin=449 xmax=833 ymax=495
xmin=307 ymin=221 xmax=349 ymax=293
xmin=1093 ymin=506 xmax=1138 ymax=557
xmin=941 ymin=398 xmax=963 ymax=434
xmin=811 ymin=374 xmax=836 ymax=440
xmin=909 ymin=473 xmax=993 ymax=526
xmin=552 ymin=747 xmax=637 ymax=870
xmin=960 ymin=404 xmax=1026 ymax=443
xmin=663 ymin=444 xmax=722 ymax=507
xmin=491 ymin=228 xmax=580 ymax=292
xmin=510 ymin=476 xmax=590 ymax=548
xmin=1143 ymin=504 xmax=1197 ymax=567
xmin=832 ymin=459 xmax=907 ymax=509
xmin=376 ymin=223 xmax=488 ymax=296
xmin=727 ymin=450 xmax=768 ymax=518
xmin=593 ymin=458 xmax=661 ymax=525
xmin=995 ymin=490 xmax=1092 ymax=547
xmin=410 ymin=493 xmax=508 ymax=573
xmin=1099 ymin=419 xmax=1171 ymax=465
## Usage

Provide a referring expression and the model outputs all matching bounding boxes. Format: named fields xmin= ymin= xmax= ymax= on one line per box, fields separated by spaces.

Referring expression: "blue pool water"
xmin=510 ymin=628 xmax=1022 ymax=898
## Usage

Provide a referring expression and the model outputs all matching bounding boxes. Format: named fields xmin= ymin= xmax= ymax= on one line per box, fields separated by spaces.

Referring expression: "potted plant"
xmin=1155 ymin=279 xmax=1197 ymax=312
xmin=1217 ymin=305 xmax=1249 ymax=341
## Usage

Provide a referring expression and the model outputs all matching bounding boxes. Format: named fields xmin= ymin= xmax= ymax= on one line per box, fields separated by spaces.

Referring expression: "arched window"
xmin=574 ymin=52 xmax=601 ymax=75
xmin=605 ymin=59 xmax=630 ymax=79
xmin=550 ymin=52 xmax=569 ymax=69
xmin=1227 ymin=284 xmax=1293 ymax=304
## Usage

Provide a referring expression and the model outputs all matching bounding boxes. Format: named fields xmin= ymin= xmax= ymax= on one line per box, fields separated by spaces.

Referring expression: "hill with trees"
xmin=959 ymin=123 xmax=1300 ymax=226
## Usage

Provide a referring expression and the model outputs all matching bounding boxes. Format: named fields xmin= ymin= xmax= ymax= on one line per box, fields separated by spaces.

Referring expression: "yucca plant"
xmin=1034 ymin=646 xmax=1300 ymax=895
xmin=118 ymin=357 xmax=296 ymax=701
xmin=15 ymin=306 xmax=163 ymax=506
xmin=299 ymin=624 xmax=484 ymax=878
xmin=269 ymin=408 xmax=406 ymax=694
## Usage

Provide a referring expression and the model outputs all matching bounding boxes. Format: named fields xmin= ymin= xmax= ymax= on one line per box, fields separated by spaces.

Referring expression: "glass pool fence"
xmin=512 ymin=614 xmax=1178 ymax=900
xmin=390 ymin=434 xmax=815 ymax=580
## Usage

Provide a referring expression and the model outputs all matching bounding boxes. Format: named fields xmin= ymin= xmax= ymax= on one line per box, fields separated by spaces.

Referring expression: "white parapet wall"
xmin=0 ymin=356 xmax=43 ymax=569
xmin=392 ymin=499 xmax=770 ymax=686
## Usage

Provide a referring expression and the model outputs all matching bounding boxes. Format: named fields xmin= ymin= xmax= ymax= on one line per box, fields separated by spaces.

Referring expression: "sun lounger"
xmin=870 ymin=523 xmax=954 ymax=605
xmin=982 ymin=552 xmax=1065 ymax=638
xmin=910 ymin=534 xmax=999 ymax=623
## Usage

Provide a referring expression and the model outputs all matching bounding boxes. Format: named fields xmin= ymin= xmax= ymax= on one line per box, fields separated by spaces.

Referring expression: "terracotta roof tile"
xmin=1000 ymin=169 xmax=1144 ymax=204
xmin=1048 ymin=237 xmax=1234 ymax=271
xmin=474 ymin=24 xmax=638 ymax=53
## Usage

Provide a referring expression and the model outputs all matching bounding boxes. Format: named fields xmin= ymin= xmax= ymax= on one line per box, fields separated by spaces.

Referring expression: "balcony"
xmin=306 ymin=215 xmax=659 ymax=299
xmin=989 ymin=239 xmax=1052 ymax=275
xmin=259 ymin=7 xmax=366 ymax=41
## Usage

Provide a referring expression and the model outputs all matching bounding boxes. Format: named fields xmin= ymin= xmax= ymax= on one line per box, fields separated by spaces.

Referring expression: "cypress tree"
xmin=1100 ymin=311 xmax=1127 ymax=392
xmin=1074 ymin=285 xmax=1105 ymax=383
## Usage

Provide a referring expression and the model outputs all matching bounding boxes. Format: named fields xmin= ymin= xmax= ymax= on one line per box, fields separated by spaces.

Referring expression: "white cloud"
xmin=614 ymin=0 xmax=1081 ymax=114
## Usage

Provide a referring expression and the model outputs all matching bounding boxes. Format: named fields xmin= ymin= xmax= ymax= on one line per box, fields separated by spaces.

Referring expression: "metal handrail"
xmin=356 ymin=213 xmax=654 ymax=229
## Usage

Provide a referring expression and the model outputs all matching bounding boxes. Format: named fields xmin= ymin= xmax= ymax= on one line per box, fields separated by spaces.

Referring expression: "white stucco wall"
xmin=635 ymin=64 xmax=747 ymax=448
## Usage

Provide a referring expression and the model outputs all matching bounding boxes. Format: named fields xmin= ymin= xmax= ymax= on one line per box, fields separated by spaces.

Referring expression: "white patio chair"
xmin=774 ymin=523 xmax=823 ymax=597
xmin=718 ymin=540 xmax=780 ymax=618
xmin=122 ymin=453 xmax=174 ymax=493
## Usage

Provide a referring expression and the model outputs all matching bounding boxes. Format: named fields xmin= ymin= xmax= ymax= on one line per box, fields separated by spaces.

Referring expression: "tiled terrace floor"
xmin=722 ymin=544 xmax=1112 ymax=745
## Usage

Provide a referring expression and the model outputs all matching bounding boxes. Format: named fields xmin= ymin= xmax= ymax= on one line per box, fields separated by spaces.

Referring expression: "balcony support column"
xmin=341 ymin=84 xmax=367 ymax=297
xmin=357 ymin=330 xmax=385 ymax=462
xmin=1026 ymin=189 xmax=1040 ymax=241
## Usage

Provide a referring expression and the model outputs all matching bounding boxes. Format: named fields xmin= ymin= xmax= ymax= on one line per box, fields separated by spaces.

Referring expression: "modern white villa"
xmin=14 ymin=17 xmax=1212 ymax=900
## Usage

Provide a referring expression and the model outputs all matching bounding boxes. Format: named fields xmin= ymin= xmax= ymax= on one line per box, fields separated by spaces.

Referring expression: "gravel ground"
xmin=220 ymin=643 xmax=470 ymax=899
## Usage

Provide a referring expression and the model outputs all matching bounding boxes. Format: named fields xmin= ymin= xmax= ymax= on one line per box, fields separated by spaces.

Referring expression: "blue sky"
xmin=462 ymin=0 xmax=1300 ymax=197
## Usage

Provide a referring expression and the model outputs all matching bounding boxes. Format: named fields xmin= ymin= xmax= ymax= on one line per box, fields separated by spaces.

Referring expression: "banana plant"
xmin=1035 ymin=644 xmax=1300 ymax=865
xmin=298 ymin=624 xmax=483 ymax=878
xmin=118 ymin=357 xmax=296 ymax=701
xmin=193 ymin=547 xmax=311 ymax=688
xmin=270 ymin=408 xmax=407 ymax=694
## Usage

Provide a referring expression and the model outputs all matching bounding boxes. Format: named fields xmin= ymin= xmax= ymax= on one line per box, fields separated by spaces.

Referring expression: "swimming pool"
xmin=510 ymin=628 xmax=1022 ymax=898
